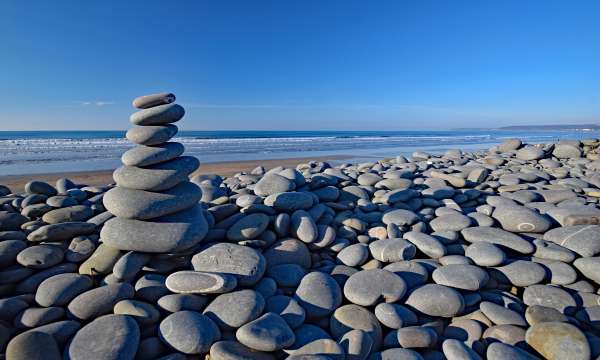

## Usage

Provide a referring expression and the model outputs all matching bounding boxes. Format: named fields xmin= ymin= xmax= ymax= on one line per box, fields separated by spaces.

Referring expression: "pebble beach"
xmin=2 ymin=93 xmax=600 ymax=360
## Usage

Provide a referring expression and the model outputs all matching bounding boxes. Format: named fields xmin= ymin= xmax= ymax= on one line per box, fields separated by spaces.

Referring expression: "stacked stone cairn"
xmin=100 ymin=92 xmax=208 ymax=254
xmin=3 ymin=114 xmax=600 ymax=359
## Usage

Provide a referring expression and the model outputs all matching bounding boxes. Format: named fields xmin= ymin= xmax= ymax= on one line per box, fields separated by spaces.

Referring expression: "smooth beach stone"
xmin=492 ymin=205 xmax=551 ymax=233
xmin=492 ymin=260 xmax=546 ymax=287
xmin=330 ymin=304 xmax=383 ymax=350
xmin=67 ymin=314 xmax=140 ymax=360
xmin=130 ymin=103 xmax=185 ymax=125
xmin=264 ymin=238 xmax=312 ymax=269
xmin=79 ymin=243 xmax=122 ymax=276
xmin=67 ymin=283 xmax=134 ymax=321
xmin=337 ymin=243 xmax=370 ymax=266
xmin=267 ymin=263 xmax=306 ymax=287
xmin=266 ymin=295 xmax=306 ymax=329
xmin=236 ymin=312 xmax=295 ymax=352
xmin=516 ymin=146 xmax=544 ymax=160
xmin=374 ymin=303 xmax=418 ymax=329
xmin=126 ymin=124 xmax=178 ymax=145
xmin=498 ymin=138 xmax=522 ymax=152
xmin=369 ymin=238 xmax=416 ymax=263
xmin=405 ymin=284 xmax=465 ymax=318
xmin=532 ymin=258 xmax=577 ymax=285
xmin=295 ymin=271 xmax=342 ymax=318
xmin=113 ymin=156 xmax=199 ymax=191
xmin=264 ymin=192 xmax=314 ymax=212
xmin=553 ymin=141 xmax=582 ymax=159
xmin=191 ymin=243 xmax=266 ymax=286
xmin=382 ymin=209 xmax=419 ymax=226
xmin=132 ymin=92 xmax=176 ymax=109
xmin=254 ymin=173 xmax=296 ymax=196
xmin=0 ymin=297 xmax=28 ymax=321
xmin=486 ymin=342 xmax=538 ymax=360
xmin=344 ymin=269 xmax=406 ymax=306
xmin=483 ymin=324 xmax=526 ymax=346
xmin=430 ymin=213 xmax=472 ymax=232
xmin=480 ymin=301 xmax=527 ymax=326
xmin=396 ymin=326 xmax=438 ymax=349
xmin=103 ymin=181 xmax=200 ymax=220
xmin=166 ymin=271 xmax=237 ymax=294
xmin=340 ymin=329 xmax=374 ymax=360
xmin=134 ymin=274 xmax=169 ymax=302
xmin=226 ymin=213 xmax=270 ymax=241
xmin=442 ymin=339 xmax=481 ymax=360
xmin=45 ymin=196 xmax=76 ymax=208
xmin=35 ymin=273 xmax=92 ymax=307
xmin=41 ymin=205 xmax=93 ymax=224
xmin=403 ymin=231 xmax=447 ymax=259
xmin=27 ymin=221 xmax=96 ymax=242
xmin=121 ymin=142 xmax=184 ymax=167
xmin=574 ymin=257 xmax=600 ymax=284
xmin=204 ymin=289 xmax=265 ymax=331
xmin=16 ymin=307 xmax=64 ymax=329
xmin=383 ymin=261 xmax=428 ymax=289
xmin=544 ymin=225 xmax=600 ymax=257
xmin=461 ymin=226 xmax=534 ymax=254
xmin=0 ymin=265 xmax=34 ymax=285
xmin=532 ymin=239 xmax=576 ymax=262
xmin=432 ymin=264 xmax=489 ymax=291
xmin=6 ymin=331 xmax=61 ymax=360
xmin=523 ymin=284 xmax=577 ymax=314
xmin=525 ymin=305 xmax=568 ymax=325
xmin=0 ymin=240 xmax=27 ymax=268
xmin=526 ymin=322 xmax=590 ymax=360
xmin=100 ymin=204 xmax=208 ymax=253
xmin=25 ymin=181 xmax=57 ymax=196
xmin=158 ymin=294 xmax=208 ymax=313
xmin=286 ymin=323 xmax=331 ymax=354
xmin=159 ymin=311 xmax=220 ymax=354
xmin=21 ymin=203 xmax=53 ymax=218
xmin=291 ymin=210 xmax=318 ymax=243
xmin=15 ymin=262 xmax=78 ymax=294
xmin=288 ymin=339 xmax=345 ymax=359
xmin=16 ymin=244 xmax=64 ymax=269
xmin=369 ymin=348 xmax=424 ymax=360
xmin=209 ymin=340 xmax=275 ymax=360
xmin=112 ymin=251 xmax=151 ymax=281
xmin=465 ymin=242 xmax=506 ymax=266
xmin=113 ymin=299 xmax=160 ymax=325
xmin=0 ymin=211 xmax=28 ymax=231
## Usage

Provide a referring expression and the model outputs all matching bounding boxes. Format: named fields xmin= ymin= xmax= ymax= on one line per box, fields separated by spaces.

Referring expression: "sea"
xmin=1 ymin=130 xmax=599 ymax=175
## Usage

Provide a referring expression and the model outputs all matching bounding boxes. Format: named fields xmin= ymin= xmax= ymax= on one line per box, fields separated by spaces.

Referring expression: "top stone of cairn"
xmin=132 ymin=92 xmax=176 ymax=109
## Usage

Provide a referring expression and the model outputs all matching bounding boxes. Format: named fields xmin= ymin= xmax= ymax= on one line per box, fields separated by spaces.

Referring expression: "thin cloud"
xmin=76 ymin=101 xmax=115 ymax=107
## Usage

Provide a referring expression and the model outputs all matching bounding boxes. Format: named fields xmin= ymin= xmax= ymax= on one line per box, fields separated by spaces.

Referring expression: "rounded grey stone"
xmin=526 ymin=321 xmax=590 ymax=360
xmin=191 ymin=243 xmax=266 ymax=286
xmin=266 ymin=295 xmax=306 ymax=329
xmin=383 ymin=261 xmax=428 ymax=289
xmin=294 ymin=271 xmax=342 ymax=319
xmin=337 ymin=243 xmax=369 ymax=266
xmin=27 ymin=222 xmax=96 ymax=242
xmin=113 ymin=299 xmax=161 ymax=325
xmin=209 ymin=340 xmax=275 ymax=360
xmin=35 ymin=273 xmax=93 ymax=307
xmin=130 ymin=103 xmax=185 ymax=125
xmin=25 ymin=181 xmax=57 ymax=196
xmin=67 ymin=283 xmax=134 ymax=321
xmin=121 ymin=142 xmax=185 ymax=167
xmin=480 ymin=301 xmax=527 ymax=326
xmin=132 ymin=92 xmax=176 ymax=109
xmin=166 ymin=271 xmax=237 ymax=294
xmin=6 ymin=331 xmax=61 ymax=360
xmin=264 ymin=238 xmax=312 ymax=269
xmin=66 ymin=314 xmax=140 ymax=360
xmin=330 ymin=304 xmax=382 ymax=350
xmin=42 ymin=205 xmax=94 ymax=224
xmin=461 ymin=226 xmax=534 ymax=254
xmin=157 ymin=294 xmax=208 ymax=313
xmin=442 ymin=339 xmax=481 ymax=360
xmin=465 ymin=242 xmax=506 ymax=267
xmin=523 ymin=284 xmax=577 ymax=314
xmin=405 ymin=284 xmax=465 ymax=317
xmin=396 ymin=326 xmax=438 ymax=349
xmin=291 ymin=210 xmax=318 ymax=243
xmin=159 ymin=311 xmax=221 ymax=355
xmin=544 ymin=225 xmax=600 ymax=257
xmin=486 ymin=342 xmax=539 ymax=360
xmin=574 ymin=257 xmax=600 ymax=284
xmin=254 ymin=173 xmax=295 ymax=197
xmin=14 ymin=306 xmax=65 ymax=328
xmin=430 ymin=213 xmax=472 ymax=232
xmin=374 ymin=303 xmax=418 ymax=329
xmin=344 ymin=269 xmax=406 ymax=306
xmin=126 ymin=124 xmax=178 ymax=145
xmin=103 ymin=181 xmax=201 ymax=220
xmin=236 ymin=312 xmax=295 ymax=352
xmin=226 ymin=213 xmax=270 ymax=241
xmin=432 ymin=264 xmax=489 ymax=291
xmin=203 ymin=289 xmax=265 ymax=331
xmin=16 ymin=244 xmax=64 ymax=269
xmin=382 ymin=209 xmax=419 ymax=226
xmin=492 ymin=260 xmax=546 ymax=287
xmin=369 ymin=238 xmax=416 ymax=263
xmin=492 ymin=205 xmax=551 ymax=233
xmin=264 ymin=192 xmax=314 ymax=212
xmin=113 ymin=156 xmax=199 ymax=191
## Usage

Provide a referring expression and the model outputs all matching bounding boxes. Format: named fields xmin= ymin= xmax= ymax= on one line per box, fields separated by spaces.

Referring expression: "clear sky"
xmin=1 ymin=0 xmax=599 ymax=131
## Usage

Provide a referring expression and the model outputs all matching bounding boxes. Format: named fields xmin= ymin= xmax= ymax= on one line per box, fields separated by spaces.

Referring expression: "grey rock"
xmin=42 ymin=205 xmax=93 ymax=224
xmin=397 ymin=326 xmax=438 ymax=349
xmin=113 ymin=299 xmax=161 ymax=325
xmin=526 ymin=321 xmax=590 ymax=360
xmin=442 ymin=339 xmax=481 ymax=360
xmin=337 ymin=243 xmax=369 ymax=266
xmin=480 ymin=301 xmax=527 ymax=326
xmin=516 ymin=146 xmax=544 ymax=161
xmin=113 ymin=156 xmax=199 ymax=191
xmin=121 ymin=142 xmax=184 ymax=167
xmin=344 ymin=269 xmax=406 ymax=306
xmin=264 ymin=238 xmax=312 ymax=269
xmin=544 ymin=225 xmax=600 ymax=257
xmin=574 ymin=257 xmax=600 ymax=284
xmin=525 ymin=305 xmax=568 ymax=325
xmin=432 ymin=264 xmax=489 ymax=291
xmin=369 ymin=239 xmax=416 ymax=263
xmin=404 ymin=231 xmax=447 ymax=259
xmin=430 ymin=213 xmax=472 ymax=232
xmin=236 ymin=312 xmax=295 ymax=352
xmin=330 ymin=304 xmax=383 ymax=349
xmin=192 ymin=243 xmax=266 ymax=286
xmin=368 ymin=348 xmax=424 ymax=360
xmin=461 ymin=226 xmax=534 ymax=254
xmin=486 ymin=342 xmax=539 ymax=360
xmin=27 ymin=222 xmax=96 ymax=242
xmin=159 ymin=311 xmax=220 ymax=354
xmin=79 ymin=243 xmax=122 ymax=276
xmin=15 ymin=306 xmax=65 ymax=329
xmin=374 ymin=303 xmax=418 ymax=329
xmin=166 ymin=271 xmax=237 ymax=294
xmin=264 ymin=192 xmax=314 ymax=212
xmin=382 ymin=209 xmax=419 ymax=226
xmin=227 ymin=213 xmax=270 ymax=241
xmin=67 ymin=283 xmax=134 ymax=321
xmin=25 ymin=181 xmax=57 ymax=196
xmin=126 ymin=124 xmax=178 ymax=145
xmin=523 ymin=284 xmax=577 ymax=314
xmin=465 ymin=242 xmax=506 ymax=266
xmin=266 ymin=295 xmax=305 ymax=329
xmin=16 ymin=244 xmax=64 ymax=269
xmin=132 ymin=92 xmax=176 ymax=109
xmin=6 ymin=331 xmax=61 ymax=360
xmin=291 ymin=210 xmax=318 ymax=243
xmin=204 ymin=289 xmax=265 ymax=331
xmin=209 ymin=340 xmax=275 ymax=360
xmin=492 ymin=260 xmax=546 ymax=287
xmin=130 ymin=103 xmax=185 ymax=125
xmin=254 ymin=173 xmax=296 ymax=196
xmin=35 ymin=273 xmax=92 ymax=307
xmin=492 ymin=205 xmax=551 ymax=233
xmin=157 ymin=294 xmax=208 ymax=313
xmin=295 ymin=271 xmax=342 ymax=318
xmin=405 ymin=284 xmax=465 ymax=317
xmin=66 ymin=314 xmax=140 ymax=360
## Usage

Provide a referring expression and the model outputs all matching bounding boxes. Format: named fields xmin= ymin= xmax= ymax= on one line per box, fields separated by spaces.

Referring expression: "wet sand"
xmin=0 ymin=155 xmax=351 ymax=192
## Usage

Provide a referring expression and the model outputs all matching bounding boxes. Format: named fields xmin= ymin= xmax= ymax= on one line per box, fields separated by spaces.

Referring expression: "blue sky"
xmin=0 ymin=0 xmax=598 ymax=130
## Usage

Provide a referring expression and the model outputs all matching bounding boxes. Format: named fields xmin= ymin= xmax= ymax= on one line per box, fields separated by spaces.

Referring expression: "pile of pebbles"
xmin=2 ymin=98 xmax=600 ymax=360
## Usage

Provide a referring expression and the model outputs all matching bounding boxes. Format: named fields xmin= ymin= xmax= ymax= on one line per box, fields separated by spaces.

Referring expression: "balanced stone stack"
xmin=100 ymin=92 xmax=208 ymax=253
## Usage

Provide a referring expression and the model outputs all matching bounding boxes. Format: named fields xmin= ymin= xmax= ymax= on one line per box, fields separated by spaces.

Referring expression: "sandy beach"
xmin=0 ymin=155 xmax=351 ymax=192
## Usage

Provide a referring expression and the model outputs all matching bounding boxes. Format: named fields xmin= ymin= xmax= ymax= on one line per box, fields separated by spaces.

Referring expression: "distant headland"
xmin=455 ymin=123 xmax=600 ymax=131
